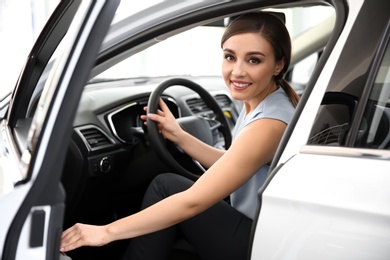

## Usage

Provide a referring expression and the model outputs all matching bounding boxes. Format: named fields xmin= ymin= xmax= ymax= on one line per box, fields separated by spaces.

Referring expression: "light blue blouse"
xmin=230 ymin=87 xmax=295 ymax=219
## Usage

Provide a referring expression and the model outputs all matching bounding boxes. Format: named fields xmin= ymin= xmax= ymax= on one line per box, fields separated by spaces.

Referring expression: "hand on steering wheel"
xmin=146 ymin=78 xmax=232 ymax=180
xmin=142 ymin=98 xmax=184 ymax=144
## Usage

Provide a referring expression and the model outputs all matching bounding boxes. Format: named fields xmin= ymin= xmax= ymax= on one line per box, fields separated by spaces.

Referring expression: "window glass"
xmin=355 ymin=43 xmax=390 ymax=149
xmin=11 ymin=1 xmax=94 ymax=182
xmin=95 ymin=25 xmax=225 ymax=79
xmin=308 ymin=102 xmax=352 ymax=146
xmin=291 ymin=52 xmax=319 ymax=85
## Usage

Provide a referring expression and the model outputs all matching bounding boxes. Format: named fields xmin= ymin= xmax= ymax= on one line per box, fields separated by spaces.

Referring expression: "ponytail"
xmin=279 ymin=78 xmax=300 ymax=108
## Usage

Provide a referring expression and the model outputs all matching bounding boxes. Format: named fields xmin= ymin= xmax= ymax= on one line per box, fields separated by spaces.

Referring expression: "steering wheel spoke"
xmin=204 ymin=117 xmax=222 ymax=131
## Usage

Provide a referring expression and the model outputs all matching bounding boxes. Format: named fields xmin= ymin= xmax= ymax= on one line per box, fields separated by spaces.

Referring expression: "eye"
xmin=224 ymin=54 xmax=235 ymax=61
xmin=249 ymin=58 xmax=261 ymax=64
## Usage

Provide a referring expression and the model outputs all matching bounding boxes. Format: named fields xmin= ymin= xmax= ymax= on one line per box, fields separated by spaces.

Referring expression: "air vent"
xmin=214 ymin=94 xmax=231 ymax=108
xmin=186 ymin=94 xmax=232 ymax=114
xmin=78 ymin=127 xmax=113 ymax=150
xmin=186 ymin=98 xmax=209 ymax=114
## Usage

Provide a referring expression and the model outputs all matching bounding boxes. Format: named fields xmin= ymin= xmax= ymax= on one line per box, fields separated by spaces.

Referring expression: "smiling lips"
xmin=231 ymin=80 xmax=251 ymax=90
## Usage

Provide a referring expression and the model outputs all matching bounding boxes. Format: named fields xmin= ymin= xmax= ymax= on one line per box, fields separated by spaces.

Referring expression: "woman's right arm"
xmin=142 ymin=98 xmax=225 ymax=168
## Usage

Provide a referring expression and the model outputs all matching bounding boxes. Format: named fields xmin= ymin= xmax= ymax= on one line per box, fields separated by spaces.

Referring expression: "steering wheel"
xmin=147 ymin=78 xmax=232 ymax=180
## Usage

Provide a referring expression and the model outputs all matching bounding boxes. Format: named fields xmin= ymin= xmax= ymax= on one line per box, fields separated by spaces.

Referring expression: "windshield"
xmin=93 ymin=5 xmax=334 ymax=82
xmin=96 ymin=25 xmax=225 ymax=80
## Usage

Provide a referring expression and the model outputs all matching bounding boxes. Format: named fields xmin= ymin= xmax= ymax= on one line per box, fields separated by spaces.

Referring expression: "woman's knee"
xmin=153 ymin=173 xmax=194 ymax=195
xmin=142 ymin=173 xmax=194 ymax=208
xmin=152 ymin=173 xmax=178 ymax=187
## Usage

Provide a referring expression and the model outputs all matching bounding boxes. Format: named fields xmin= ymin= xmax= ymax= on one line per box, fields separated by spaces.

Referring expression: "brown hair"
xmin=221 ymin=12 xmax=300 ymax=107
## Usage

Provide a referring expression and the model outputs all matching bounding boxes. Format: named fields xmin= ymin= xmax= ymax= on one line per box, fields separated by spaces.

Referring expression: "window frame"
xmin=351 ymin=25 xmax=390 ymax=149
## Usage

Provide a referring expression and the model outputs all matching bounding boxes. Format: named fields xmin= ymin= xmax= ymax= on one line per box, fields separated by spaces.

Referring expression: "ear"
xmin=274 ymin=57 xmax=286 ymax=76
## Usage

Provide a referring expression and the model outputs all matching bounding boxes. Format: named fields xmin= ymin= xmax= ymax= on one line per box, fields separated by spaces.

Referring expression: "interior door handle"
xmin=30 ymin=209 xmax=46 ymax=247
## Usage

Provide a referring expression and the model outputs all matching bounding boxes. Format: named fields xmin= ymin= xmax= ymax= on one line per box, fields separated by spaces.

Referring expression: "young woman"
xmin=60 ymin=12 xmax=299 ymax=259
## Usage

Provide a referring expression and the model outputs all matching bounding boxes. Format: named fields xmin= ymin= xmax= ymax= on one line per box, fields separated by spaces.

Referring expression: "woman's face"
xmin=222 ymin=32 xmax=284 ymax=108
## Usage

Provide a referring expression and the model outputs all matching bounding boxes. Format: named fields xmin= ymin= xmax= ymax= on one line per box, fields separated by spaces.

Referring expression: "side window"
xmin=306 ymin=0 xmax=388 ymax=149
xmin=307 ymin=92 xmax=357 ymax=146
xmin=291 ymin=52 xmax=320 ymax=87
xmin=308 ymin=103 xmax=350 ymax=145
xmin=355 ymin=43 xmax=390 ymax=149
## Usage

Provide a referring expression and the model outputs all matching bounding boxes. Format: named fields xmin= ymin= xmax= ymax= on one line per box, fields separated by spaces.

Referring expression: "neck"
xmin=244 ymin=83 xmax=277 ymax=115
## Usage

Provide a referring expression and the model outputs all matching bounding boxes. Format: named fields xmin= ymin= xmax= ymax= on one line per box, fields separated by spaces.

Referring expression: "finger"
xmin=61 ymin=226 xmax=76 ymax=241
xmin=158 ymin=99 xmax=175 ymax=119
xmin=60 ymin=223 xmax=86 ymax=250
xmin=158 ymin=98 xmax=169 ymax=112
xmin=146 ymin=113 xmax=160 ymax=122
xmin=157 ymin=109 xmax=164 ymax=116
xmin=146 ymin=104 xmax=164 ymax=116
xmin=143 ymin=113 xmax=162 ymax=123
xmin=61 ymin=228 xmax=78 ymax=247
xmin=144 ymin=105 xmax=162 ymax=114
xmin=60 ymin=234 xmax=77 ymax=252
xmin=61 ymin=236 xmax=83 ymax=252
xmin=62 ymin=226 xmax=92 ymax=252
xmin=61 ymin=225 xmax=76 ymax=236
xmin=141 ymin=115 xmax=148 ymax=125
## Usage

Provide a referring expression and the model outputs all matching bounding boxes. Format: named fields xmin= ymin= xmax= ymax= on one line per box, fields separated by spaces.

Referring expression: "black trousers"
xmin=122 ymin=173 xmax=252 ymax=260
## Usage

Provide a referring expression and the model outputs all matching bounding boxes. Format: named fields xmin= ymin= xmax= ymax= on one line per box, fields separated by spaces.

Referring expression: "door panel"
xmin=251 ymin=151 xmax=390 ymax=259
xmin=16 ymin=206 xmax=50 ymax=259
xmin=0 ymin=0 xmax=120 ymax=259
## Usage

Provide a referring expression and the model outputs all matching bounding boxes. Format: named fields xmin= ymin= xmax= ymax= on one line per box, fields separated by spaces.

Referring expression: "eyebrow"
xmin=223 ymin=48 xmax=266 ymax=57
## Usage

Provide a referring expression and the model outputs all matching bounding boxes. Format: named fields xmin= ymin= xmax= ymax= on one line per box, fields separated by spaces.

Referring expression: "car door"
xmin=0 ymin=0 xmax=119 ymax=259
xmin=250 ymin=0 xmax=390 ymax=259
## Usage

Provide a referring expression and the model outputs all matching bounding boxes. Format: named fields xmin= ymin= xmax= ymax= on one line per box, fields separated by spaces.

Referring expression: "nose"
xmin=231 ymin=60 xmax=246 ymax=77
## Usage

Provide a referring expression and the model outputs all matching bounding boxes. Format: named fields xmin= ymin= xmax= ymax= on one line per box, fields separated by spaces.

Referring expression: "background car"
xmin=0 ymin=0 xmax=388 ymax=260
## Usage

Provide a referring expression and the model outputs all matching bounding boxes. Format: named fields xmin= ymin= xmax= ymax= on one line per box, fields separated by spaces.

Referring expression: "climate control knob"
xmin=99 ymin=156 xmax=111 ymax=174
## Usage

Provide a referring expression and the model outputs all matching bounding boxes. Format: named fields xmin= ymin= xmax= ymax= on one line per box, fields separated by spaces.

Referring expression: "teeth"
xmin=232 ymin=82 xmax=249 ymax=88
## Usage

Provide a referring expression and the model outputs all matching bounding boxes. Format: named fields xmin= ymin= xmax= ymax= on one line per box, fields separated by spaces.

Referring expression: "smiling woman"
xmin=60 ymin=11 xmax=299 ymax=260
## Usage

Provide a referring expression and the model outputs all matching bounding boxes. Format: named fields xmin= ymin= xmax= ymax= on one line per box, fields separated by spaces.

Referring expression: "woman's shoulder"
xmin=268 ymin=86 xmax=292 ymax=102
xmin=254 ymin=87 xmax=295 ymax=124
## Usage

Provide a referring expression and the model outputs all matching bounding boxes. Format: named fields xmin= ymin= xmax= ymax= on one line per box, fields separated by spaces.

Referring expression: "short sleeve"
xmin=247 ymin=87 xmax=295 ymax=125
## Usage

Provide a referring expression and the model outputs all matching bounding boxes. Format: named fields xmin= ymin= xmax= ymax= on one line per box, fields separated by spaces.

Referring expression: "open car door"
xmin=0 ymin=0 xmax=120 ymax=259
